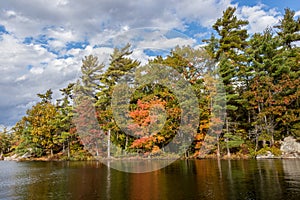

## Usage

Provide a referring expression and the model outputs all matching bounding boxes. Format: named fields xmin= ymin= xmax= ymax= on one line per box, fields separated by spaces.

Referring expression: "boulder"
xmin=256 ymin=151 xmax=275 ymax=159
xmin=21 ymin=152 xmax=32 ymax=159
xmin=4 ymin=154 xmax=19 ymax=161
xmin=280 ymin=136 xmax=300 ymax=158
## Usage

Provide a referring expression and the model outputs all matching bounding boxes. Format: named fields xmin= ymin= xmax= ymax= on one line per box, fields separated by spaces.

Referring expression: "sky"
xmin=0 ymin=0 xmax=299 ymax=129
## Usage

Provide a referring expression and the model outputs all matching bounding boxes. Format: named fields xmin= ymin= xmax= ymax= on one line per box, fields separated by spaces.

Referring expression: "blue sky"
xmin=234 ymin=0 xmax=300 ymax=11
xmin=0 ymin=0 xmax=299 ymax=129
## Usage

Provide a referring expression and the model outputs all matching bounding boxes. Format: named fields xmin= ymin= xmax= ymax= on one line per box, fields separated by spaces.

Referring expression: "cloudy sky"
xmin=0 ymin=0 xmax=299 ymax=129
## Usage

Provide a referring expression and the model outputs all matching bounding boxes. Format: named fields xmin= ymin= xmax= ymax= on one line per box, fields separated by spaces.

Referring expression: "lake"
xmin=0 ymin=159 xmax=300 ymax=200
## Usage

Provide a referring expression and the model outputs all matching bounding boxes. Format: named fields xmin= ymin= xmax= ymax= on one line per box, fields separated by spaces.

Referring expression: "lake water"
xmin=0 ymin=159 xmax=300 ymax=200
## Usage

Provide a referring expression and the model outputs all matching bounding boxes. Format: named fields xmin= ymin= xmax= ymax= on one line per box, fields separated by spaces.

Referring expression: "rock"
xmin=280 ymin=136 xmax=300 ymax=158
xmin=4 ymin=154 xmax=19 ymax=161
xmin=281 ymin=153 xmax=300 ymax=159
xmin=256 ymin=151 xmax=275 ymax=159
xmin=21 ymin=152 xmax=32 ymax=158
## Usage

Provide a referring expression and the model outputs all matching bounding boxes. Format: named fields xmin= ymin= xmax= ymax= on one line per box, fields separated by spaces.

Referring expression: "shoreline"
xmin=2 ymin=154 xmax=300 ymax=162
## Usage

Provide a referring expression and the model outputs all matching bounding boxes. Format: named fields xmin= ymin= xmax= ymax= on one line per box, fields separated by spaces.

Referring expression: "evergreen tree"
xmin=274 ymin=8 xmax=300 ymax=49
xmin=204 ymin=7 xmax=249 ymax=155
xmin=0 ymin=127 xmax=11 ymax=156
xmin=56 ymin=83 xmax=82 ymax=159
xmin=37 ymin=89 xmax=53 ymax=103
xmin=73 ymin=55 xmax=106 ymax=157
xmin=274 ymin=9 xmax=300 ymax=137
xmin=77 ymin=55 xmax=105 ymax=101
xmin=96 ymin=44 xmax=140 ymax=152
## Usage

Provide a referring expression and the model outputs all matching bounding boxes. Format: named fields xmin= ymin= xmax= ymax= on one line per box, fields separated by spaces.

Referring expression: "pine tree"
xmin=274 ymin=8 xmax=300 ymax=49
xmin=56 ymin=83 xmax=82 ymax=159
xmin=76 ymin=55 xmax=105 ymax=102
xmin=273 ymin=9 xmax=300 ymax=137
xmin=96 ymin=44 xmax=140 ymax=152
xmin=204 ymin=7 xmax=249 ymax=155
xmin=73 ymin=55 xmax=106 ymax=157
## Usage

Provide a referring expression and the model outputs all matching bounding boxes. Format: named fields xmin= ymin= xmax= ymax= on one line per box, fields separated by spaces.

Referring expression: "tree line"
xmin=0 ymin=7 xmax=299 ymax=160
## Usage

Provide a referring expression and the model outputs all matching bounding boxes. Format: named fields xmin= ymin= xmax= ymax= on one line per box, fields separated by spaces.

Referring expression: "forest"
xmin=0 ymin=7 xmax=299 ymax=160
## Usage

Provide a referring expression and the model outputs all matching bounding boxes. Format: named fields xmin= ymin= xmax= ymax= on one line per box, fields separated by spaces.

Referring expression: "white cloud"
xmin=175 ymin=0 xmax=234 ymax=27
xmin=130 ymin=49 xmax=152 ymax=65
xmin=238 ymin=5 xmax=281 ymax=33
xmin=46 ymin=27 xmax=79 ymax=43
xmin=0 ymin=0 xmax=234 ymax=41
xmin=0 ymin=33 xmax=79 ymax=124
xmin=0 ymin=34 xmax=55 ymax=80
xmin=15 ymin=75 xmax=27 ymax=82
xmin=30 ymin=67 xmax=44 ymax=75
xmin=139 ymin=37 xmax=196 ymax=49
xmin=293 ymin=41 xmax=300 ymax=47
xmin=0 ymin=125 xmax=14 ymax=132
xmin=48 ymin=40 xmax=65 ymax=50
xmin=0 ymin=0 xmax=295 ymax=126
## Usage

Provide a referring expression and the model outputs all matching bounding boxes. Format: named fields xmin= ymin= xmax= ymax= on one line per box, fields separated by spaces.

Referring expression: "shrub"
xmin=255 ymin=146 xmax=282 ymax=157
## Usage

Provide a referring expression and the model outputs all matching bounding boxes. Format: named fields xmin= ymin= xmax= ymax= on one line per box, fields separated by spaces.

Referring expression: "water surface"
xmin=0 ymin=159 xmax=300 ymax=199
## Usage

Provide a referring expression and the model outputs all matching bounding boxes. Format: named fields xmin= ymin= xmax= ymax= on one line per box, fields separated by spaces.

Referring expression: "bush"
xmin=255 ymin=146 xmax=282 ymax=157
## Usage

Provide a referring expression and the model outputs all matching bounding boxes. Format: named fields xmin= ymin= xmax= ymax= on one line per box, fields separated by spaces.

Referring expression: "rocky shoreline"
xmin=2 ymin=136 xmax=300 ymax=161
xmin=257 ymin=136 xmax=300 ymax=159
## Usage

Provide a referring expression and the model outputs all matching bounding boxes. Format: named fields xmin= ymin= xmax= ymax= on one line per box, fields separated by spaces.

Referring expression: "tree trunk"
xmin=217 ymin=135 xmax=220 ymax=159
xmin=67 ymin=139 xmax=70 ymax=159
xmin=225 ymin=115 xmax=230 ymax=158
xmin=226 ymin=138 xmax=231 ymax=158
xmin=96 ymin=144 xmax=99 ymax=157
xmin=271 ymin=134 xmax=274 ymax=146
xmin=62 ymin=143 xmax=65 ymax=153
xmin=270 ymin=124 xmax=275 ymax=146
xmin=125 ymin=135 xmax=128 ymax=154
xmin=185 ymin=148 xmax=189 ymax=159
xmin=253 ymin=123 xmax=258 ymax=152
xmin=107 ymin=129 xmax=111 ymax=159
xmin=226 ymin=114 xmax=229 ymax=134
xmin=248 ymin=111 xmax=251 ymax=139
xmin=255 ymin=137 xmax=258 ymax=152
